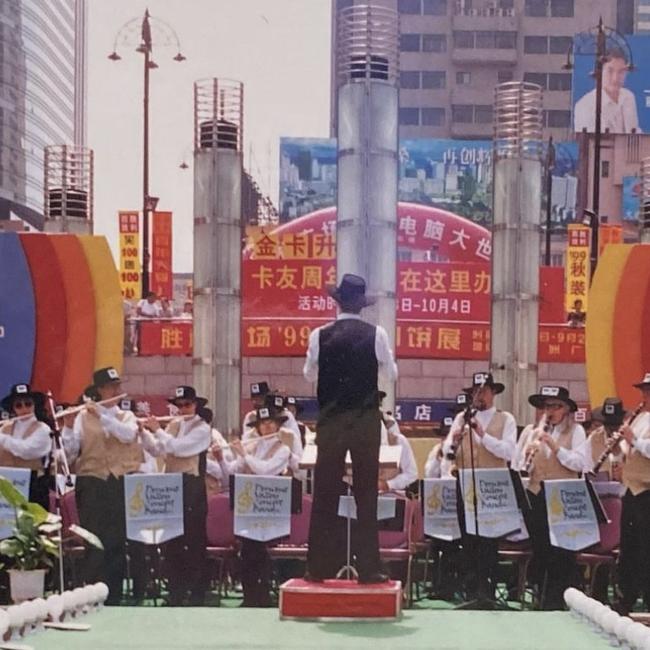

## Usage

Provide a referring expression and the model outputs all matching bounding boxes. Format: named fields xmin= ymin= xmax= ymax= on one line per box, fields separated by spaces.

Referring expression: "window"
xmin=422 ymin=71 xmax=446 ymax=89
xmin=524 ymin=0 xmax=547 ymax=16
xmin=474 ymin=105 xmax=493 ymax=124
xmin=398 ymin=0 xmax=420 ymax=13
xmin=601 ymin=160 xmax=610 ymax=178
xmin=495 ymin=31 xmax=516 ymax=49
xmin=550 ymin=0 xmax=573 ymax=17
xmin=546 ymin=110 xmax=571 ymax=127
xmin=399 ymin=107 xmax=420 ymax=125
xmin=549 ymin=36 xmax=572 ymax=54
xmin=548 ymin=73 xmax=571 ymax=91
xmin=453 ymin=31 xmax=474 ymax=48
xmin=422 ymin=34 xmax=447 ymax=52
xmin=400 ymin=34 xmax=421 ymax=52
xmin=400 ymin=71 xmax=421 ymax=89
xmin=423 ymin=0 xmax=447 ymax=15
xmin=452 ymin=104 xmax=473 ymax=123
xmin=523 ymin=72 xmax=547 ymax=89
xmin=476 ymin=30 xmax=494 ymax=49
xmin=524 ymin=36 xmax=548 ymax=54
xmin=497 ymin=70 xmax=514 ymax=83
xmin=421 ymin=107 xmax=445 ymax=126
xmin=456 ymin=71 xmax=472 ymax=85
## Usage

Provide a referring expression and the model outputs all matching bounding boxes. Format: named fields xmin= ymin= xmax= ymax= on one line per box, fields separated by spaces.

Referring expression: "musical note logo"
xmin=236 ymin=481 xmax=254 ymax=514
xmin=129 ymin=482 xmax=145 ymax=517
xmin=427 ymin=485 xmax=442 ymax=513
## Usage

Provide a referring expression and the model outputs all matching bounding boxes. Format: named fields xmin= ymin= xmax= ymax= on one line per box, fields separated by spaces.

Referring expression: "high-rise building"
xmin=636 ymin=0 xmax=650 ymax=33
xmin=330 ymin=0 xmax=630 ymax=141
xmin=0 ymin=0 xmax=86 ymax=229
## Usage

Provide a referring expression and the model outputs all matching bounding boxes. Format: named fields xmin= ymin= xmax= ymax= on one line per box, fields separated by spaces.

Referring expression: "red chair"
xmin=49 ymin=489 xmax=84 ymax=588
xmin=577 ymin=495 xmax=622 ymax=599
xmin=378 ymin=495 xmax=418 ymax=606
xmin=268 ymin=495 xmax=313 ymax=561
xmin=205 ymin=493 xmax=238 ymax=601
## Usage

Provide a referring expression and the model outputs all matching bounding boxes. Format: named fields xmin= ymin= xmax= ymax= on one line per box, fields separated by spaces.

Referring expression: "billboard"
xmin=622 ymin=175 xmax=641 ymax=221
xmin=118 ymin=211 xmax=141 ymax=300
xmin=573 ymin=34 xmax=650 ymax=134
xmin=279 ymin=137 xmax=578 ymax=228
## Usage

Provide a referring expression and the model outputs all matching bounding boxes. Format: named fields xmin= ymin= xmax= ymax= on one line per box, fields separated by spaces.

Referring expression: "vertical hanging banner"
xmin=118 ymin=211 xmax=141 ymax=300
xmin=599 ymin=224 xmax=623 ymax=256
xmin=152 ymin=211 xmax=173 ymax=300
xmin=565 ymin=224 xmax=591 ymax=314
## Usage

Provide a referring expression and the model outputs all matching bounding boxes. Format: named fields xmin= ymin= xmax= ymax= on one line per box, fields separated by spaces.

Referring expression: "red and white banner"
xmin=118 ymin=211 xmax=140 ymax=300
xmin=151 ymin=211 xmax=173 ymax=300
xmin=138 ymin=320 xmax=192 ymax=356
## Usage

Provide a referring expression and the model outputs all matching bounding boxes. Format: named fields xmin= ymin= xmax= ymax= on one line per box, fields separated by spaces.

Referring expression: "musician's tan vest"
xmin=588 ymin=426 xmax=616 ymax=476
xmin=456 ymin=410 xmax=508 ymax=471
xmin=527 ymin=423 xmax=578 ymax=495
xmin=0 ymin=419 xmax=43 ymax=471
xmin=164 ymin=418 xmax=205 ymax=477
xmin=76 ymin=410 xmax=143 ymax=479
xmin=239 ymin=429 xmax=290 ymax=475
xmin=622 ymin=413 xmax=650 ymax=496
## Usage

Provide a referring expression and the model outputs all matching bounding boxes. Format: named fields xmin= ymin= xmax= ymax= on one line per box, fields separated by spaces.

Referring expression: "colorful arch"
xmin=49 ymin=235 xmax=97 ymax=403
xmin=586 ymin=244 xmax=650 ymax=409
xmin=0 ymin=233 xmax=36 ymax=398
xmin=18 ymin=234 xmax=69 ymax=397
xmin=77 ymin=235 xmax=124 ymax=374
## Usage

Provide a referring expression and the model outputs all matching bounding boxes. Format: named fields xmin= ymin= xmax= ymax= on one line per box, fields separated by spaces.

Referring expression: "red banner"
xmin=138 ymin=320 xmax=192 ymax=356
xmin=151 ymin=211 xmax=173 ymax=299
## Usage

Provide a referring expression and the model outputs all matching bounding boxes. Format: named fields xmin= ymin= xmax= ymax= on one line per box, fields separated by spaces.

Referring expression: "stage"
xmin=33 ymin=608 xmax=612 ymax=649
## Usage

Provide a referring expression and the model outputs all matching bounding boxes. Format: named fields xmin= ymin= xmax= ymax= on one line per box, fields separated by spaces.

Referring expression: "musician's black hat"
xmin=463 ymin=372 xmax=504 ymax=395
xmin=591 ymin=397 xmax=625 ymax=426
xmin=633 ymin=372 xmax=650 ymax=389
xmin=93 ymin=367 xmax=121 ymax=388
xmin=167 ymin=385 xmax=208 ymax=408
xmin=251 ymin=406 xmax=288 ymax=428
xmin=328 ymin=273 xmax=375 ymax=310
xmin=284 ymin=395 xmax=304 ymax=415
xmin=1 ymin=383 xmax=45 ymax=412
xmin=250 ymin=381 xmax=270 ymax=398
xmin=528 ymin=385 xmax=578 ymax=412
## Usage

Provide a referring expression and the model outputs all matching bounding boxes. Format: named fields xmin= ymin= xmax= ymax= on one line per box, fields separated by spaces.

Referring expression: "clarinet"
xmin=446 ymin=406 xmax=476 ymax=462
xmin=524 ymin=417 xmax=551 ymax=474
xmin=592 ymin=402 xmax=644 ymax=474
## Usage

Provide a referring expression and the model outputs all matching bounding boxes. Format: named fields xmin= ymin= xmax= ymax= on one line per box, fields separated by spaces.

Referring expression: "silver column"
xmin=641 ymin=156 xmax=650 ymax=244
xmin=193 ymin=79 xmax=243 ymax=436
xmin=335 ymin=4 xmax=399 ymax=408
xmin=43 ymin=145 xmax=94 ymax=234
xmin=491 ymin=82 xmax=544 ymax=423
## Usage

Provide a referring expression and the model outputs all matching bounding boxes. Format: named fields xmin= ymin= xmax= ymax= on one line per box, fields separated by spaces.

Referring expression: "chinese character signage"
xmin=599 ymin=224 xmax=623 ymax=256
xmin=152 ymin=211 xmax=173 ymax=300
xmin=118 ymin=210 xmax=141 ymax=300
xmin=138 ymin=321 xmax=192 ymax=356
xmin=565 ymin=224 xmax=590 ymax=314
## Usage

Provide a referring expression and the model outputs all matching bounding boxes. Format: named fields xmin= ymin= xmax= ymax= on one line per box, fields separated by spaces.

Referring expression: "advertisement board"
xmin=118 ymin=211 xmax=141 ymax=300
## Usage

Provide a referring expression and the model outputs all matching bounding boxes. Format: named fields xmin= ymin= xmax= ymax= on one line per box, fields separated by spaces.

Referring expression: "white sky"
xmin=88 ymin=0 xmax=331 ymax=272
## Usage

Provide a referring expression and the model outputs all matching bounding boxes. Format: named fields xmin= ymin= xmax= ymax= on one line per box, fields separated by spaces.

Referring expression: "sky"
xmin=87 ymin=0 xmax=331 ymax=272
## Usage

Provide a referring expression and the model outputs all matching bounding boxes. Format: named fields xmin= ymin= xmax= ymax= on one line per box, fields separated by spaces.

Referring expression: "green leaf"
xmin=23 ymin=501 xmax=49 ymax=525
xmin=69 ymin=524 xmax=104 ymax=550
xmin=0 ymin=477 xmax=28 ymax=508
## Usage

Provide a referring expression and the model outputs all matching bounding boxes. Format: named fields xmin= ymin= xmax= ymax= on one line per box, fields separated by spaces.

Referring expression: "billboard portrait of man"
xmin=573 ymin=48 xmax=640 ymax=134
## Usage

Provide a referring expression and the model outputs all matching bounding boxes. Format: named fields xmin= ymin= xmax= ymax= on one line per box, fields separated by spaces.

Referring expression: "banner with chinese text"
xmin=138 ymin=320 xmax=192 ymax=356
xmin=565 ymin=224 xmax=590 ymax=314
xmin=152 ymin=211 xmax=173 ymax=300
xmin=118 ymin=211 xmax=141 ymax=300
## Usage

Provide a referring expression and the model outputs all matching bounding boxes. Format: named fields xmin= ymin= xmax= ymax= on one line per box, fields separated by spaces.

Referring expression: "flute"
xmin=0 ymin=413 xmax=35 ymax=426
xmin=53 ymin=394 xmax=128 ymax=420
xmin=137 ymin=414 xmax=195 ymax=424
xmin=592 ymin=402 xmax=644 ymax=474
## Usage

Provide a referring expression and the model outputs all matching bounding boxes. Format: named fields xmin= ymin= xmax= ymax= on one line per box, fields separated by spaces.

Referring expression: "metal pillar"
xmin=491 ymin=82 xmax=544 ymax=423
xmin=193 ymin=79 xmax=243 ymax=437
xmin=43 ymin=144 xmax=93 ymax=234
xmin=335 ymin=4 xmax=399 ymax=408
xmin=641 ymin=157 xmax=650 ymax=244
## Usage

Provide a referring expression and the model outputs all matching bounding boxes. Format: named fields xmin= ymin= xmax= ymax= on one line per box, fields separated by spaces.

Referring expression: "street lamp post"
xmin=564 ymin=18 xmax=633 ymax=277
xmin=109 ymin=10 xmax=185 ymax=298
xmin=544 ymin=136 xmax=555 ymax=266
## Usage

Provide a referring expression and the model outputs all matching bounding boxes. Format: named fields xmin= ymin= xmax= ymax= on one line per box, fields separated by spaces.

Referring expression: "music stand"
xmin=300 ymin=445 xmax=400 ymax=579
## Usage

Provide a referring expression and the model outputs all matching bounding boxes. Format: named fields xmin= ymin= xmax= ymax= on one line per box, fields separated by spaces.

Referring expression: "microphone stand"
xmin=46 ymin=392 xmax=73 ymax=594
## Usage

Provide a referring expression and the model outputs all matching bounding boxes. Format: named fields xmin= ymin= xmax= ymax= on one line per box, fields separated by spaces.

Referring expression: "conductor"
xmin=303 ymin=274 xmax=398 ymax=583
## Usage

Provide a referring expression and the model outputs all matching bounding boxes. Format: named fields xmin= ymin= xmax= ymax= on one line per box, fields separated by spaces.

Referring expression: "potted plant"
xmin=0 ymin=477 xmax=101 ymax=603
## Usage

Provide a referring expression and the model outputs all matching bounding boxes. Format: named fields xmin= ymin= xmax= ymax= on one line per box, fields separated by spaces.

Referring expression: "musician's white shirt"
xmin=206 ymin=428 xmax=236 ymax=481
xmin=442 ymin=407 xmax=517 ymax=463
xmin=380 ymin=422 xmax=418 ymax=491
xmin=62 ymin=405 xmax=137 ymax=463
xmin=0 ymin=415 xmax=51 ymax=459
xmin=230 ymin=433 xmax=291 ymax=476
xmin=511 ymin=420 xmax=588 ymax=473
xmin=628 ymin=411 xmax=650 ymax=459
xmin=424 ymin=441 xmax=453 ymax=478
xmin=143 ymin=415 xmax=211 ymax=458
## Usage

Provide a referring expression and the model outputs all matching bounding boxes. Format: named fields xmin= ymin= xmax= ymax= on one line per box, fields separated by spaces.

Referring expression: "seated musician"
xmin=378 ymin=402 xmax=418 ymax=493
xmin=425 ymin=416 xmax=455 ymax=479
xmin=585 ymin=397 xmax=625 ymax=481
xmin=0 ymin=383 xmax=52 ymax=509
xmin=141 ymin=385 xmax=211 ymax=606
xmin=230 ymin=406 xmax=294 ymax=607
xmin=284 ymin=396 xmax=315 ymax=447
xmin=201 ymin=406 xmax=236 ymax=495
xmin=512 ymin=385 xmax=588 ymax=610
xmin=242 ymin=382 xmax=271 ymax=437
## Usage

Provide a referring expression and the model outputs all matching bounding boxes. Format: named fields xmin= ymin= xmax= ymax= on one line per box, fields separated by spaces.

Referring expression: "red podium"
xmin=279 ymin=579 xmax=402 ymax=621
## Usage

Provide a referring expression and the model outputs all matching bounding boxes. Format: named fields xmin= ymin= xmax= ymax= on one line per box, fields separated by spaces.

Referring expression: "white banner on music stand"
xmin=459 ymin=468 xmax=520 ymax=538
xmin=233 ymin=474 xmax=292 ymax=542
xmin=0 ymin=467 xmax=30 ymax=539
xmin=422 ymin=478 xmax=461 ymax=541
xmin=124 ymin=473 xmax=183 ymax=544
xmin=545 ymin=478 xmax=600 ymax=551
xmin=337 ymin=495 xmax=397 ymax=521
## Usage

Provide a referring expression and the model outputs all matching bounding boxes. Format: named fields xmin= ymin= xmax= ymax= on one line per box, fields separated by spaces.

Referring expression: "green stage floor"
xmin=32 ymin=608 xmax=612 ymax=650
